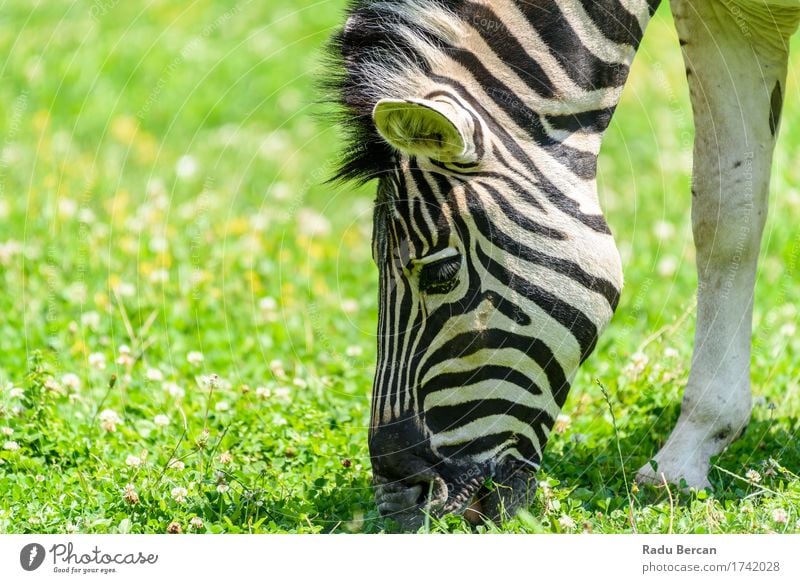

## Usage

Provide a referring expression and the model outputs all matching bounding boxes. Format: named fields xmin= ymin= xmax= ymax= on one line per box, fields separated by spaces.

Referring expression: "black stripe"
xmin=422 ymin=328 xmax=569 ymax=402
xmin=546 ymin=107 xmax=616 ymax=134
xmin=441 ymin=52 xmax=598 ymax=179
xmin=428 ymin=74 xmax=612 ymax=233
xmin=463 ymin=2 xmax=557 ymax=97
xmin=510 ymin=0 xmax=631 ymax=89
xmin=421 ymin=365 xmax=545 ymax=399
xmin=576 ymin=0 xmax=646 ymax=47
xmin=426 ymin=399 xmax=554 ymax=439
xmin=472 ymin=179 xmax=567 ymax=240
xmin=437 ymin=430 xmax=540 ymax=462
xmin=466 ymin=185 xmax=620 ymax=310
xmin=476 ymin=245 xmax=600 ymax=366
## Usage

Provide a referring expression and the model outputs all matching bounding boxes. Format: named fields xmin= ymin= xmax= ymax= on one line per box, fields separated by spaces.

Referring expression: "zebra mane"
xmin=322 ymin=0 xmax=466 ymax=184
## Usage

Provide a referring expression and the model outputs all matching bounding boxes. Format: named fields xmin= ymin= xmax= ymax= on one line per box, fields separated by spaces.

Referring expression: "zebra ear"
xmin=372 ymin=98 xmax=477 ymax=163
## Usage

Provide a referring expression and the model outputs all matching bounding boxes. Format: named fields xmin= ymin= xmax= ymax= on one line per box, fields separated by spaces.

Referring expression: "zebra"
xmin=324 ymin=0 xmax=800 ymax=529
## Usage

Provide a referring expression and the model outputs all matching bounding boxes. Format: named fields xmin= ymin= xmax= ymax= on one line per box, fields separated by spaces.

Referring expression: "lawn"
xmin=0 ymin=1 xmax=798 ymax=534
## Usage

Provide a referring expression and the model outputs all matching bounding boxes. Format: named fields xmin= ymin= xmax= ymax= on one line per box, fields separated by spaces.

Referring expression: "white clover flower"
xmin=58 ymin=198 xmax=78 ymax=218
xmin=215 ymin=401 xmax=230 ymax=412
xmin=297 ymin=208 xmax=331 ymax=237
xmin=255 ymin=386 xmax=271 ymax=400
xmin=216 ymin=484 xmax=230 ymax=494
xmin=558 ymin=515 xmax=576 ymax=530
xmin=77 ymin=208 xmax=96 ymax=224
xmin=198 ymin=375 xmax=217 ymax=391
xmin=171 ymin=486 xmax=188 ymax=503
xmin=340 ymin=299 xmax=359 ymax=314
xmin=187 ymin=351 xmax=204 ymax=365
xmin=122 ymin=483 xmax=139 ymax=505
xmin=779 ymin=323 xmax=797 ymax=337
xmin=168 ymin=458 xmax=185 ymax=471
xmin=219 ymin=451 xmax=233 ymax=465
xmin=35 ymin=474 xmax=44 ymax=483
xmin=63 ymin=282 xmax=88 ymax=304
xmin=3 ymin=441 xmax=20 ymax=451
xmin=274 ymin=387 xmax=291 ymax=401
xmin=149 ymin=269 xmax=169 ymax=284
xmin=664 ymin=347 xmax=679 ymax=359
xmin=148 ymin=236 xmax=168 ymax=254
xmin=125 ymin=455 xmax=143 ymax=468
xmin=62 ymin=373 xmax=81 ymax=391
xmin=631 ymin=352 xmax=649 ymax=369
xmin=772 ymin=508 xmax=788 ymax=524
xmin=745 ymin=469 xmax=762 ymax=483
xmin=292 ymin=378 xmax=307 ymax=389
xmin=345 ymin=345 xmax=363 ymax=358
xmin=163 ymin=382 xmax=185 ymax=399
xmin=189 ymin=516 xmax=204 ymax=529
xmin=9 ymin=387 xmax=24 ymax=398
xmin=116 ymin=282 xmax=136 ymax=297
xmin=81 ymin=311 xmax=101 ymax=329
xmin=145 ymin=367 xmax=164 ymax=382
xmin=270 ymin=181 xmax=291 ymax=201
xmin=653 ymin=220 xmax=675 ymax=241
xmin=99 ymin=409 xmax=122 ymax=432
xmin=0 ymin=240 xmax=22 ymax=265
xmin=175 ymin=155 xmax=198 ymax=180
xmin=44 ymin=378 xmax=63 ymax=393
xmin=154 ymin=414 xmax=170 ymax=427
xmin=88 ymin=352 xmax=107 ymax=370
xmin=259 ymin=296 xmax=278 ymax=312
xmin=625 ymin=351 xmax=649 ymax=377
xmin=270 ymin=359 xmax=286 ymax=378
xmin=115 ymin=344 xmax=135 ymax=367
xmin=554 ymin=414 xmax=571 ymax=434
xmin=657 ymin=256 xmax=678 ymax=278
xmin=1 ymin=427 xmax=12 ymax=436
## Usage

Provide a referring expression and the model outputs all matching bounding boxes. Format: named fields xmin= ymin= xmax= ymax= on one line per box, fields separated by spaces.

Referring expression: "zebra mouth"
xmin=373 ymin=459 xmax=537 ymax=530
xmin=373 ymin=470 xmax=485 ymax=530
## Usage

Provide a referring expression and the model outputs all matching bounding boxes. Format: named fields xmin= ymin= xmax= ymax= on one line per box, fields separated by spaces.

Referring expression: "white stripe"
xmin=423 ymin=379 xmax=561 ymax=418
xmin=560 ymin=0 xmax=637 ymax=65
xmin=430 ymin=414 xmax=542 ymax=454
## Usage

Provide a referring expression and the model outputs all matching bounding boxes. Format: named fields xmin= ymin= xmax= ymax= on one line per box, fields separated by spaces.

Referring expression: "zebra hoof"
xmin=635 ymin=460 xmax=712 ymax=491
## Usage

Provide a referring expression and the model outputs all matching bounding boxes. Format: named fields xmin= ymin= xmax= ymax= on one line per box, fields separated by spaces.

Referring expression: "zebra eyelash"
xmin=418 ymin=253 xmax=462 ymax=294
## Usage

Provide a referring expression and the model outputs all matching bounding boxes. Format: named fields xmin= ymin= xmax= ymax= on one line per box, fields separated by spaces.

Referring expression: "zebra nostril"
xmin=374 ymin=478 xmax=424 ymax=516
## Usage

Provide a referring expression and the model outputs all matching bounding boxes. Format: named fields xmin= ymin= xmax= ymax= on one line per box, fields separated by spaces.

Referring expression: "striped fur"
xmin=325 ymin=0 xmax=660 ymax=526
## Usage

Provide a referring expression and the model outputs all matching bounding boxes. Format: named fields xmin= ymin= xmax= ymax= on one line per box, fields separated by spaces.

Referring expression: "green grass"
xmin=1 ymin=1 xmax=799 ymax=534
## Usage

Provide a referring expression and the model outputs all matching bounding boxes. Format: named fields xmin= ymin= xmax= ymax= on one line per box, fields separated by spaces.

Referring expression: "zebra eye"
xmin=418 ymin=254 xmax=462 ymax=294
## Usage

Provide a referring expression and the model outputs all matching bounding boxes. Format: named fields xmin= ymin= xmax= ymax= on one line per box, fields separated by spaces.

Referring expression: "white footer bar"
xmin=1 ymin=534 xmax=797 ymax=582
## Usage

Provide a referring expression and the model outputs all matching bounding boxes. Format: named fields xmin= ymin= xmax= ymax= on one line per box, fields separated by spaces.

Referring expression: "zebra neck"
xmin=465 ymin=0 xmax=661 ymax=147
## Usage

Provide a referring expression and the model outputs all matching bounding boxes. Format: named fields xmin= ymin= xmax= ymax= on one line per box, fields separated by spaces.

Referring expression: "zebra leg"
xmin=637 ymin=0 xmax=800 ymax=489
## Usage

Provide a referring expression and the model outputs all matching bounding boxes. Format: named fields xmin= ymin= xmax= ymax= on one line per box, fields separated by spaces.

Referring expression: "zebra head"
xmin=365 ymin=91 xmax=623 ymax=529
xmin=325 ymin=0 xmax=643 ymax=530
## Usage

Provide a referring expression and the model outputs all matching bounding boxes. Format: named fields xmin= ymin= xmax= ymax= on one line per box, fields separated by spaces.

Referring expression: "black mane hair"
xmin=320 ymin=0 xmax=465 ymax=184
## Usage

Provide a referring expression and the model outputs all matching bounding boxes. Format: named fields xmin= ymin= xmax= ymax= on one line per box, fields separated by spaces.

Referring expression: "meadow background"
xmin=0 ymin=0 xmax=798 ymax=534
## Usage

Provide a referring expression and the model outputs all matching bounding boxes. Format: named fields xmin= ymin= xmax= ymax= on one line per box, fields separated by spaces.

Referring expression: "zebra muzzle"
xmin=373 ymin=468 xmax=487 ymax=530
